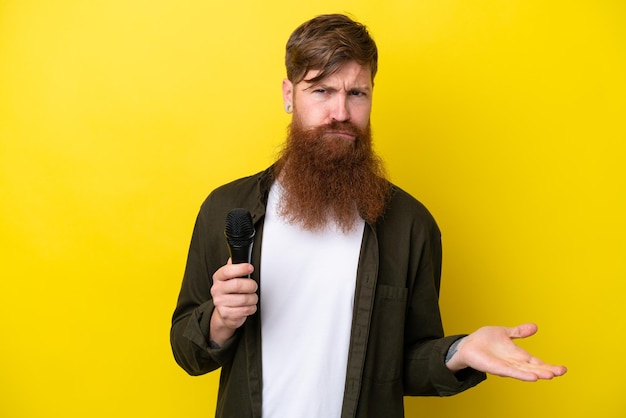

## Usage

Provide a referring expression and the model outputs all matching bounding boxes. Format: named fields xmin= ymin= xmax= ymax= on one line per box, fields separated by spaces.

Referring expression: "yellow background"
xmin=1 ymin=1 xmax=624 ymax=417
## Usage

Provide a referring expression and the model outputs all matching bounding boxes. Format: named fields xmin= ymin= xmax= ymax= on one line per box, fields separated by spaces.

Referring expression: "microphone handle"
xmin=228 ymin=243 xmax=253 ymax=278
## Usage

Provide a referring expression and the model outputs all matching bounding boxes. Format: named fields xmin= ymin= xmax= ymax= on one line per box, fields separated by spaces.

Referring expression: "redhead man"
xmin=171 ymin=14 xmax=566 ymax=418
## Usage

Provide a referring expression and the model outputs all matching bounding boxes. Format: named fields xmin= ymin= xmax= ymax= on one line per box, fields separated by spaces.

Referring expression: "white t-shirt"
xmin=260 ymin=182 xmax=364 ymax=418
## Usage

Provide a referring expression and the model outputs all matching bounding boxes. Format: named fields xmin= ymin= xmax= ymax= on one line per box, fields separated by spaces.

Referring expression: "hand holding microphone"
xmin=209 ymin=209 xmax=258 ymax=346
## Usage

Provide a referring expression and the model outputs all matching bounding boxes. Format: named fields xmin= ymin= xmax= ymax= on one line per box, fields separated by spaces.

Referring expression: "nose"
xmin=330 ymin=95 xmax=350 ymax=122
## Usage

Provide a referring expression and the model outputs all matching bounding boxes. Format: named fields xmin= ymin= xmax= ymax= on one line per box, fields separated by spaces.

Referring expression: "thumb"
xmin=508 ymin=323 xmax=539 ymax=339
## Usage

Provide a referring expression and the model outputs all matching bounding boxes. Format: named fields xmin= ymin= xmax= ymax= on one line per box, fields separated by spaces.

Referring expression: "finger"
xmin=226 ymin=263 xmax=254 ymax=278
xmin=489 ymin=359 xmax=560 ymax=381
xmin=224 ymin=278 xmax=258 ymax=294
xmin=493 ymin=354 xmax=567 ymax=381
xmin=214 ymin=263 xmax=254 ymax=282
xmin=212 ymin=279 xmax=258 ymax=301
xmin=486 ymin=361 xmax=541 ymax=382
xmin=552 ymin=364 xmax=568 ymax=376
xmin=218 ymin=303 xmax=258 ymax=324
xmin=220 ymin=292 xmax=259 ymax=309
xmin=508 ymin=323 xmax=538 ymax=339
xmin=526 ymin=357 xmax=568 ymax=377
xmin=519 ymin=361 xmax=568 ymax=380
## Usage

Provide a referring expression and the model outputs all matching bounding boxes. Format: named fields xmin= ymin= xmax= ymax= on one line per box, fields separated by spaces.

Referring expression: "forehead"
xmin=300 ymin=61 xmax=373 ymax=88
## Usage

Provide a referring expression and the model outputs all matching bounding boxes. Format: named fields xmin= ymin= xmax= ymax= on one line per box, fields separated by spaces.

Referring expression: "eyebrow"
xmin=303 ymin=82 xmax=372 ymax=93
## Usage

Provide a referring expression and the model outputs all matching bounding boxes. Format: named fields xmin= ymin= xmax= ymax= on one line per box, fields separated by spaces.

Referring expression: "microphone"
xmin=224 ymin=208 xmax=255 ymax=276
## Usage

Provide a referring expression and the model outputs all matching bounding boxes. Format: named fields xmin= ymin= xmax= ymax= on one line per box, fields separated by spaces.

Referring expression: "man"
xmin=170 ymin=14 xmax=566 ymax=418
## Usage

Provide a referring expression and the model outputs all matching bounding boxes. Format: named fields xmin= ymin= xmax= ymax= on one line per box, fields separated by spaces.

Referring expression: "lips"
xmin=327 ymin=130 xmax=357 ymax=141
xmin=313 ymin=121 xmax=362 ymax=143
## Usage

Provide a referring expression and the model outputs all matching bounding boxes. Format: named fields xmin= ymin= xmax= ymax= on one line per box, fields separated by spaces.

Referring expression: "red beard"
xmin=275 ymin=116 xmax=391 ymax=233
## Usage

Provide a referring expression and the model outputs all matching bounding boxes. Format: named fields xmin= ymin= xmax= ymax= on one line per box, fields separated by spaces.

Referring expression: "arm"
xmin=373 ymin=188 xmax=487 ymax=396
xmin=400 ymin=199 xmax=487 ymax=395
xmin=445 ymin=323 xmax=567 ymax=381
xmin=170 ymin=199 xmax=257 ymax=375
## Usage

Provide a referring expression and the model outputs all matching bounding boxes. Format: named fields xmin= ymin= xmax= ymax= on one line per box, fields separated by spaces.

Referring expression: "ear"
xmin=282 ymin=78 xmax=293 ymax=108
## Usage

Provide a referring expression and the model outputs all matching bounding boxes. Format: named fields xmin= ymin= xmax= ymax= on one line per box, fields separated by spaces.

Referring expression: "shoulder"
xmin=197 ymin=167 xmax=273 ymax=222
xmin=374 ymin=182 xmax=441 ymax=244
xmin=387 ymin=184 xmax=438 ymax=225
xmin=210 ymin=171 xmax=263 ymax=197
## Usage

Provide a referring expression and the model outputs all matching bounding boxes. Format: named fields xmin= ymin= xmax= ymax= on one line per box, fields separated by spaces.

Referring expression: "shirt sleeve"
xmin=170 ymin=199 xmax=240 ymax=375
xmin=402 ymin=201 xmax=486 ymax=395
xmin=404 ymin=334 xmax=486 ymax=396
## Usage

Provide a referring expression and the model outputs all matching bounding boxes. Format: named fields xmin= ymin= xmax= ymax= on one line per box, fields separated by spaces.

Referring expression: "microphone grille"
xmin=225 ymin=208 xmax=255 ymax=242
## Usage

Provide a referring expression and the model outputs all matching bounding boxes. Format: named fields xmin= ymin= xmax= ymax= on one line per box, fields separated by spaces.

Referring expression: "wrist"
xmin=445 ymin=337 xmax=467 ymax=372
xmin=209 ymin=309 xmax=236 ymax=348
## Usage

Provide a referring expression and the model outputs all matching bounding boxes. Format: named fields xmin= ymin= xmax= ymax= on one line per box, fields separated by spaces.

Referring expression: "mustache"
xmin=312 ymin=121 xmax=364 ymax=138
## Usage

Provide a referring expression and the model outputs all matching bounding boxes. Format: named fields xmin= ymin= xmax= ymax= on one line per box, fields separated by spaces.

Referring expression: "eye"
xmin=349 ymin=90 xmax=366 ymax=97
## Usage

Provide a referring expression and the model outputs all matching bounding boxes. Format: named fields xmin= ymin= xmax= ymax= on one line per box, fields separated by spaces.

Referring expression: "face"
xmin=282 ymin=60 xmax=373 ymax=139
